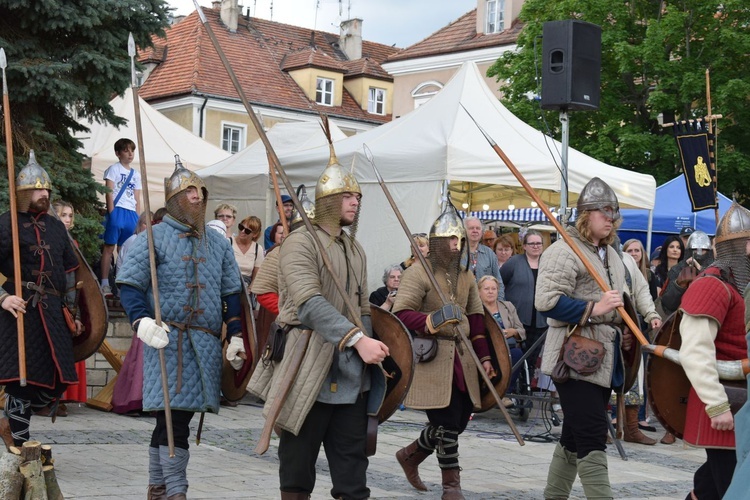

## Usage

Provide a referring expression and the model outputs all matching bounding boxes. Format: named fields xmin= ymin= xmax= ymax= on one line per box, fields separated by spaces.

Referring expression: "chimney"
xmin=339 ymin=18 xmax=363 ymax=60
xmin=220 ymin=0 xmax=239 ymax=32
xmin=211 ymin=1 xmax=220 ymax=9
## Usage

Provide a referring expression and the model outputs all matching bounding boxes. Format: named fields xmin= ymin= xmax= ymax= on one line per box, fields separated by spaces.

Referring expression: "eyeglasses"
xmin=238 ymin=224 xmax=254 ymax=235
xmin=525 ymin=242 xmax=543 ymax=247
xmin=216 ymin=214 xmax=235 ymax=220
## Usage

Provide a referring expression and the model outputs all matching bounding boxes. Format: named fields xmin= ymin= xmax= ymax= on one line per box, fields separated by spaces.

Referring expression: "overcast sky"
xmin=169 ymin=0 xmax=477 ymax=48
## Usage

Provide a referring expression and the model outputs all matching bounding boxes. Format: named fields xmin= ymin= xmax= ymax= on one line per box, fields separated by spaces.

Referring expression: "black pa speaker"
xmin=541 ymin=20 xmax=601 ymax=111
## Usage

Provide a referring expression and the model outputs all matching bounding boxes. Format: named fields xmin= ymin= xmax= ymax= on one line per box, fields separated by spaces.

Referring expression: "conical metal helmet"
xmin=429 ymin=201 xmax=466 ymax=250
xmin=291 ymin=184 xmax=315 ymax=226
xmin=164 ymin=155 xmax=207 ymax=203
xmin=686 ymin=230 xmax=711 ymax=250
xmin=16 ymin=150 xmax=52 ymax=192
xmin=314 ymin=144 xmax=361 ymax=201
xmin=715 ymin=202 xmax=750 ymax=244
xmin=576 ymin=177 xmax=620 ymax=220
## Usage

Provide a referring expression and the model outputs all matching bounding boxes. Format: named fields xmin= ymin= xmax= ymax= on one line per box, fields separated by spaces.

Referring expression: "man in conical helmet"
xmin=1 ymin=151 xmax=82 ymax=450
xmin=392 ymin=202 xmax=494 ymax=498
xmin=536 ymin=177 xmax=631 ymax=499
xmin=248 ymin=144 xmax=389 ymax=499
xmin=661 ymin=229 xmax=716 ymax=316
xmin=116 ymin=158 xmax=243 ymax=500
xmin=676 ymin=202 xmax=750 ymax=499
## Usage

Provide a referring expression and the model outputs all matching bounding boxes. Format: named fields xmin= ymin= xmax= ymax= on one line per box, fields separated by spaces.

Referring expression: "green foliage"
xmin=0 ymin=0 xmax=171 ymax=260
xmin=487 ymin=0 xmax=750 ymax=204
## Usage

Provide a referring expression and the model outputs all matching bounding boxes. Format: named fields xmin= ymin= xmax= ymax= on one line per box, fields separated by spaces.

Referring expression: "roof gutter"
xmin=198 ymin=96 xmax=209 ymax=138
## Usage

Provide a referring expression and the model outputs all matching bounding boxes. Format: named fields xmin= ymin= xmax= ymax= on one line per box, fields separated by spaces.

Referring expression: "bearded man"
xmin=0 ymin=151 xmax=83 ymax=449
xmin=677 ymin=202 xmax=750 ymax=499
xmin=248 ymin=144 xmax=388 ymax=499
xmin=117 ymin=160 xmax=243 ymax=500
xmin=392 ymin=204 xmax=494 ymax=500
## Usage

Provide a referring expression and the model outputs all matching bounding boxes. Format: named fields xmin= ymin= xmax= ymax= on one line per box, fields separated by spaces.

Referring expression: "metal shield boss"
xmin=477 ymin=307 xmax=513 ymax=412
xmin=370 ymin=306 xmax=414 ymax=423
xmin=221 ymin=279 xmax=260 ymax=402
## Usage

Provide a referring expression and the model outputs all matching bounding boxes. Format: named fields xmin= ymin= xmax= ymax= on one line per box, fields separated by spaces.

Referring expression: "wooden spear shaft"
xmin=365 ymin=146 xmax=525 ymax=446
xmin=266 ymin=151 xmax=290 ymax=235
xmin=706 ymin=69 xmax=719 ymax=227
xmin=128 ymin=34 xmax=174 ymax=458
xmin=1 ymin=48 xmax=27 ymax=386
xmin=461 ymin=106 xmax=652 ymax=349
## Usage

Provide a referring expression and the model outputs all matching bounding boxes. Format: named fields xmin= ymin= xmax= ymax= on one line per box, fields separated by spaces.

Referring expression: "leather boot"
xmin=661 ymin=431 xmax=676 ymax=445
xmin=441 ymin=468 xmax=464 ymax=500
xmin=280 ymin=492 xmax=311 ymax=499
xmin=544 ymin=442 xmax=578 ymax=499
xmin=147 ymin=485 xmax=167 ymax=500
xmin=0 ymin=416 xmax=14 ymax=451
xmin=577 ymin=451 xmax=613 ymax=499
xmin=623 ymin=406 xmax=656 ymax=445
xmin=167 ymin=494 xmax=186 ymax=500
xmin=396 ymin=440 xmax=431 ymax=491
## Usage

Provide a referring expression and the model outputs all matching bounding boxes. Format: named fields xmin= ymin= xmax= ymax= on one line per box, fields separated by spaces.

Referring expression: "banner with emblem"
xmin=674 ymin=120 xmax=717 ymax=211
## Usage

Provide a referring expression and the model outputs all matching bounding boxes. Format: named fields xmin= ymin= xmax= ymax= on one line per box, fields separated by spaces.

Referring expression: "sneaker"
xmin=552 ymin=403 xmax=562 ymax=412
xmin=101 ymin=284 xmax=113 ymax=298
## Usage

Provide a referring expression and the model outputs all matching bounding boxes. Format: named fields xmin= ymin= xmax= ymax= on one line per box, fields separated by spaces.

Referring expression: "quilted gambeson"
xmin=0 ymin=211 xmax=79 ymax=388
xmin=117 ymin=215 xmax=242 ymax=413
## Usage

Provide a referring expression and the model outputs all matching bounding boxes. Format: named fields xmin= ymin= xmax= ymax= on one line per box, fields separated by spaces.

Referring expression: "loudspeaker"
xmin=541 ymin=20 xmax=601 ymax=111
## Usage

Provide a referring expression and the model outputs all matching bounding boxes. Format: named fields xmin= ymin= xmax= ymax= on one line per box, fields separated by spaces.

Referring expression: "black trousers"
xmin=691 ymin=448 xmax=736 ymax=500
xmin=150 ymin=410 xmax=195 ymax=450
xmin=426 ymin=384 xmax=473 ymax=433
xmin=556 ymin=379 xmax=610 ymax=459
xmin=278 ymin=395 xmax=369 ymax=500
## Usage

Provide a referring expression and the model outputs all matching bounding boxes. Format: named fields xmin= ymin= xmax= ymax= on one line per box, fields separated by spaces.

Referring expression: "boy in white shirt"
xmin=101 ymin=138 xmax=141 ymax=297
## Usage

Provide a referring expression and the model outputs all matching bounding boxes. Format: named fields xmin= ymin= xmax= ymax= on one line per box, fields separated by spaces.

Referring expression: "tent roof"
xmin=620 ymin=176 xmax=732 ymax=235
xmin=77 ymin=87 xmax=230 ymax=207
xmin=278 ymin=61 xmax=656 ymax=210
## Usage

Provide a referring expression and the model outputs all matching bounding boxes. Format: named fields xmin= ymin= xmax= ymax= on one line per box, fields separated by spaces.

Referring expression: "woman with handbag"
xmin=536 ymin=178 xmax=635 ymax=500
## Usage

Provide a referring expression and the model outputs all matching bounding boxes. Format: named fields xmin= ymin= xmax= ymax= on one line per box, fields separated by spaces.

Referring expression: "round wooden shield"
xmin=621 ymin=292 xmax=642 ymax=392
xmin=221 ymin=282 xmax=260 ymax=402
xmin=370 ymin=305 xmax=414 ymax=423
xmin=646 ymin=310 xmax=690 ymax=439
xmin=478 ymin=308 xmax=513 ymax=412
xmin=70 ymin=239 xmax=108 ymax=362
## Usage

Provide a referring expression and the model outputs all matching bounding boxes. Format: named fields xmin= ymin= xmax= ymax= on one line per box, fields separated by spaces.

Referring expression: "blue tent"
xmin=619 ymin=176 xmax=732 ymax=251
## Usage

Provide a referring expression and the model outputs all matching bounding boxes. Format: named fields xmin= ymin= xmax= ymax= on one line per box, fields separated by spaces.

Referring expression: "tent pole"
xmin=646 ymin=209 xmax=653 ymax=257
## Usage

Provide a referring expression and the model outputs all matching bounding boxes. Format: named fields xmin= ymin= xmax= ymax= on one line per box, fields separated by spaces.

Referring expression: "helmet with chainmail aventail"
xmin=576 ymin=177 xmax=620 ymax=220
xmin=429 ymin=200 xmax=466 ymax=251
xmin=164 ymin=155 xmax=208 ymax=234
xmin=314 ymin=116 xmax=361 ymax=234
xmin=713 ymin=202 xmax=750 ymax=291
xmin=290 ymin=184 xmax=316 ymax=231
xmin=16 ymin=150 xmax=52 ymax=212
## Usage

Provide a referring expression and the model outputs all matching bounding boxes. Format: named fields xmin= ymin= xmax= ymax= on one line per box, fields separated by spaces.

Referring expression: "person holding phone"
xmin=369 ymin=264 xmax=402 ymax=310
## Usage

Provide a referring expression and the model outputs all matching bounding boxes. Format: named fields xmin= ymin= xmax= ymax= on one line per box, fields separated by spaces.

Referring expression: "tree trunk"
xmin=43 ymin=465 xmax=63 ymax=500
xmin=0 ymin=452 xmax=24 ymax=499
xmin=20 ymin=441 xmax=42 ymax=463
xmin=19 ymin=459 xmax=47 ymax=500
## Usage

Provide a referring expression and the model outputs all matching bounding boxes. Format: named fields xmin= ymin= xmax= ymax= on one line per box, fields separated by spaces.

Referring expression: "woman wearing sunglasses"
xmin=232 ymin=215 xmax=264 ymax=285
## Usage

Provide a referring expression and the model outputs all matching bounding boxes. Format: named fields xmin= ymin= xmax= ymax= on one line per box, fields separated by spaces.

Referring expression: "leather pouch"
xmin=412 ymin=335 xmax=438 ymax=363
xmin=262 ymin=322 xmax=287 ymax=363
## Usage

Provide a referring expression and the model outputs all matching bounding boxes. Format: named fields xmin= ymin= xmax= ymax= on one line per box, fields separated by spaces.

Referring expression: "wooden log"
xmin=20 ymin=441 xmax=41 ymax=463
xmin=97 ymin=340 xmax=123 ymax=373
xmin=42 ymin=465 xmax=63 ymax=500
xmin=85 ymin=375 xmax=117 ymax=412
xmin=40 ymin=446 xmax=53 ymax=467
xmin=19 ymin=459 xmax=47 ymax=500
xmin=8 ymin=446 xmax=21 ymax=456
xmin=0 ymin=452 xmax=23 ymax=500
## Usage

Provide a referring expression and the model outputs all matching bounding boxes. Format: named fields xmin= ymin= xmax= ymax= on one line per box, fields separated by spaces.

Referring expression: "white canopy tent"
xmin=77 ymin=87 xmax=230 ymax=209
xmin=196 ymin=121 xmax=346 ymax=226
xmin=276 ymin=61 xmax=656 ymax=290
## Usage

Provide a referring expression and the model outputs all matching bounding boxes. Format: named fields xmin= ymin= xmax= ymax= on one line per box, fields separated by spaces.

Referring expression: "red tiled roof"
xmin=281 ymin=47 xmax=346 ymax=72
xmin=385 ymin=9 xmax=522 ymax=63
xmin=342 ymin=58 xmax=392 ymax=81
xmin=138 ymin=9 xmax=398 ymax=124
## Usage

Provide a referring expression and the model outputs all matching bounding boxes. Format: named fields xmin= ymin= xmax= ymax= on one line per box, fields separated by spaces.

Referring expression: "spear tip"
xmin=127 ymin=33 xmax=136 ymax=58
xmin=0 ymin=48 xmax=6 ymax=69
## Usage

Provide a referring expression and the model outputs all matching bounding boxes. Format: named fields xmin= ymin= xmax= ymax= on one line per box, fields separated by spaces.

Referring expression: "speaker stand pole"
xmin=559 ymin=109 xmax=570 ymax=224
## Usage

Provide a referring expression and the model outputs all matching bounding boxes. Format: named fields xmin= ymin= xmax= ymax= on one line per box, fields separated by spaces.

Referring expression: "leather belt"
xmin=5 ymin=280 xmax=61 ymax=308
xmin=166 ymin=321 xmax=221 ymax=395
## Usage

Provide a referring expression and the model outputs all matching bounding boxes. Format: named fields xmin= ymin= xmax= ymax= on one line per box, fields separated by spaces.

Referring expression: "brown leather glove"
xmin=676 ymin=265 xmax=699 ymax=288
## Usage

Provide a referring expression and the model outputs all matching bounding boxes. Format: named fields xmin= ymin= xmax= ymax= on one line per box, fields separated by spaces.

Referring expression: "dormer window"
xmin=316 ymin=77 xmax=334 ymax=106
xmin=368 ymin=87 xmax=386 ymax=115
xmin=486 ymin=0 xmax=505 ymax=33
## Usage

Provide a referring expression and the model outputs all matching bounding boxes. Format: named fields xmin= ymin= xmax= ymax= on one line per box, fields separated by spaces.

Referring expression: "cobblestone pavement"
xmin=15 ymin=395 xmax=704 ymax=499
